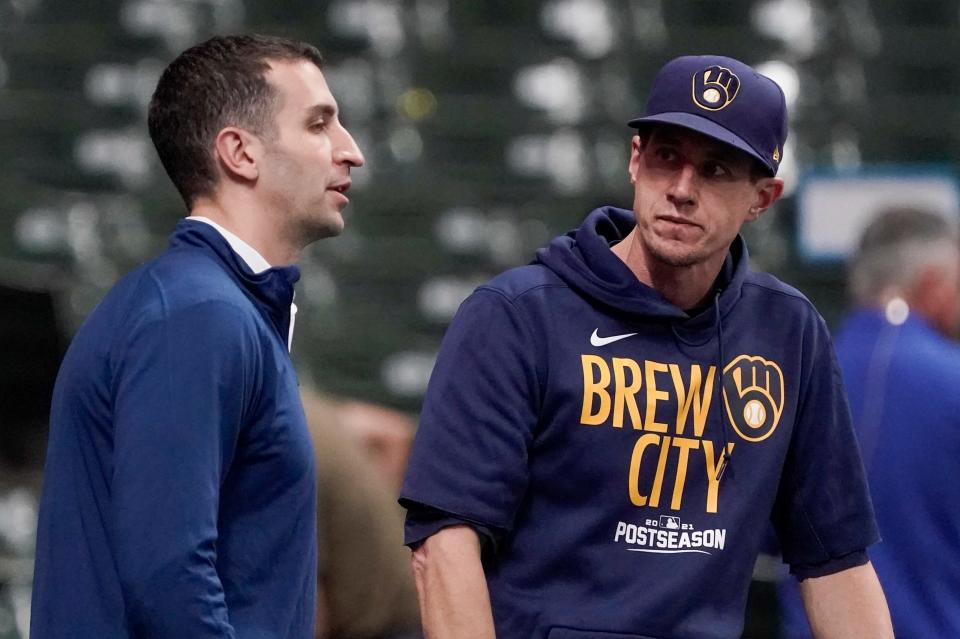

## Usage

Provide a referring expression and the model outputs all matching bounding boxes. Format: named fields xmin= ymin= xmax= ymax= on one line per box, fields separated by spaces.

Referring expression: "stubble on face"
xmin=261 ymin=138 xmax=346 ymax=243
xmin=636 ymin=223 xmax=710 ymax=268
xmin=630 ymin=128 xmax=760 ymax=271
xmin=260 ymin=61 xmax=353 ymax=244
xmin=631 ymin=176 xmax=724 ymax=271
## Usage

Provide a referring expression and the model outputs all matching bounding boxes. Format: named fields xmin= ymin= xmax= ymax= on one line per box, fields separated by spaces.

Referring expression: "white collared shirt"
xmin=189 ymin=216 xmax=298 ymax=352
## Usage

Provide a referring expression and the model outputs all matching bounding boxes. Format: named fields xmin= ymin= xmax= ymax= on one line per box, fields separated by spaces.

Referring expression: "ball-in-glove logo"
xmin=721 ymin=355 xmax=784 ymax=442
xmin=692 ymin=65 xmax=740 ymax=111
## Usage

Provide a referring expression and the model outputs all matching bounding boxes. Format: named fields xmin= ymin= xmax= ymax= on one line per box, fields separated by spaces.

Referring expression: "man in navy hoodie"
xmin=400 ymin=55 xmax=893 ymax=638
xmin=31 ymin=35 xmax=364 ymax=638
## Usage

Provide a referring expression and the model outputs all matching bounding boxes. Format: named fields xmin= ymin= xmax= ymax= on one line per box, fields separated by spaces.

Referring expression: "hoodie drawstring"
xmin=713 ymin=291 xmax=732 ymax=481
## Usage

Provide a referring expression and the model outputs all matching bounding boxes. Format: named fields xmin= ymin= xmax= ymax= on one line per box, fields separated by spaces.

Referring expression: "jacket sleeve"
xmin=400 ymin=287 xmax=541 ymax=541
xmin=108 ymin=298 xmax=260 ymax=637
xmin=771 ymin=316 xmax=879 ymax=579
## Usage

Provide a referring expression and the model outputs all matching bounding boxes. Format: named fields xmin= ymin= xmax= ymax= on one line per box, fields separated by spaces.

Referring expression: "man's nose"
xmin=666 ymin=163 xmax=696 ymax=207
xmin=334 ymin=126 xmax=365 ymax=168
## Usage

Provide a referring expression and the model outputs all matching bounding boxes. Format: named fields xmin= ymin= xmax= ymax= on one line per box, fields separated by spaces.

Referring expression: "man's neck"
xmin=190 ymin=197 xmax=300 ymax=266
xmin=611 ymin=228 xmax=725 ymax=311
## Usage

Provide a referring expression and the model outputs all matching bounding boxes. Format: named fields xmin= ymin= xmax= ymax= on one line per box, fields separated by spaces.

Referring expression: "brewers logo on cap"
xmin=692 ymin=65 xmax=740 ymax=111
xmin=629 ymin=55 xmax=787 ymax=175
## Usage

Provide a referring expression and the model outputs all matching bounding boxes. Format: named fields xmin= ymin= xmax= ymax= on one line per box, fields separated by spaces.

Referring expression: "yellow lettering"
xmin=649 ymin=435 xmax=671 ymax=507
xmin=580 ymin=355 xmax=611 ymax=425
xmin=670 ymin=437 xmax=700 ymax=510
xmin=628 ymin=433 xmax=661 ymax=506
xmin=644 ymin=360 xmax=670 ymax=433
xmin=669 ymin=364 xmax=716 ymax=437
xmin=612 ymin=358 xmax=643 ymax=429
xmin=702 ymin=440 xmax=735 ymax=513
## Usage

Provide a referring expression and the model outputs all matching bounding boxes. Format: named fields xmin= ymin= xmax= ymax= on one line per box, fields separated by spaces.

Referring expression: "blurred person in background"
xmin=30 ymin=34 xmax=363 ymax=638
xmin=301 ymin=389 xmax=421 ymax=639
xmin=399 ymin=55 xmax=891 ymax=639
xmin=780 ymin=206 xmax=960 ymax=638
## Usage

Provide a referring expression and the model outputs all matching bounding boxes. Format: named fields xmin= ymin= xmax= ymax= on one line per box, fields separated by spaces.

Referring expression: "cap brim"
xmin=628 ymin=112 xmax=775 ymax=176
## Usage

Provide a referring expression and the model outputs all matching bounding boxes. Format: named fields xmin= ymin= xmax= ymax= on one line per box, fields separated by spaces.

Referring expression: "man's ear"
xmin=628 ymin=135 xmax=643 ymax=184
xmin=912 ymin=263 xmax=960 ymax=337
xmin=214 ymin=127 xmax=262 ymax=182
xmin=748 ymin=177 xmax=785 ymax=220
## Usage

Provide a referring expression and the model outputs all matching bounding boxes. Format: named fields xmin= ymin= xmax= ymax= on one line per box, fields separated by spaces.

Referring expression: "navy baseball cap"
xmin=628 ymin=55 xmax=788 ymax=176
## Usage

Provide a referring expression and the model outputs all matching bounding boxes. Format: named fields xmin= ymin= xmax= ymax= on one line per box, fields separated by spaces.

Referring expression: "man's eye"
xmin=309 ymin=121 xmax=326 ymax=131
xmin=703 ymin=162 xmax=730 ymax=178
xmin=655 ymin=147 xmax=677 ymax=162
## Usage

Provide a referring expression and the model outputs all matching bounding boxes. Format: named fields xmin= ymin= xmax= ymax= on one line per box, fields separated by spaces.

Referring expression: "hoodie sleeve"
xmin=108 ymin=296 xmax=259 ymax=638
xmin=400 ymin=287 xmax=541 ymax=543
xmin=771 ymin=316 xmax=879 ymax=579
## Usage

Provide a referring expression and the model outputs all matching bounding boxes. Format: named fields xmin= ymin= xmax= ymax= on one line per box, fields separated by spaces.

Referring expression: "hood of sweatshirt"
xmin=534 ymin=206 xmax=748 ymax=329
xmin=170 ymin=219 xmax=300 ymax=346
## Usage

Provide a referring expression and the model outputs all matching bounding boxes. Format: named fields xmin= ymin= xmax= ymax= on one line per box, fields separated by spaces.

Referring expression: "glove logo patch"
xmin=722 ymin=354 xmax=784 ymax=442
xmin=692 ymin=65 xmax=740 ymax=111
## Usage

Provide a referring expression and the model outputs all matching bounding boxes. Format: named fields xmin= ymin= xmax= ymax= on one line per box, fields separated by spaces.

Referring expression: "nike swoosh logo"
xmin=590 ymin=329 xmax=638 ymax=347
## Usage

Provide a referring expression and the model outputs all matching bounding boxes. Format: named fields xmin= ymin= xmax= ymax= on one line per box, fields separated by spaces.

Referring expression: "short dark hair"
xmin=148 ymin=34 xmax=324 ymax=208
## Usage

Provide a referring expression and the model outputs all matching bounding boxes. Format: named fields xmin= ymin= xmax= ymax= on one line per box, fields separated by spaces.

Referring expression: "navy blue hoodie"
xmin=31 ymin=220 xmax=317 ymax=638
xmin=401 ymin=207 xmax=877 ymax=639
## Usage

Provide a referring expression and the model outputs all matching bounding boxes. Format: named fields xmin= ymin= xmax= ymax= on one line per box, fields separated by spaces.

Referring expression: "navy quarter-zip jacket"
xmin=32 ymin=220 xmax=317 ymax=638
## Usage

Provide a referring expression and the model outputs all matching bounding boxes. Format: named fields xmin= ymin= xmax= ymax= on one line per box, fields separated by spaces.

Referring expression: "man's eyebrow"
xmin=704 ymin=145 xmax=748 ymax=165
xmin=651 ymin=132 xmax=681 ymax=145
xmin=649 ymin=131 xmax=748 ymax=165
xmin=305 ymin=103 xmax=337 ymax=119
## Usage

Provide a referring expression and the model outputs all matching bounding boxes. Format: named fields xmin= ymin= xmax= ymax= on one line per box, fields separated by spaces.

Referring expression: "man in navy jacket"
xmin=31 ymin=34 xmax=364 ymax=638
xmin=400 ymin=55 xmax=892 ymax=638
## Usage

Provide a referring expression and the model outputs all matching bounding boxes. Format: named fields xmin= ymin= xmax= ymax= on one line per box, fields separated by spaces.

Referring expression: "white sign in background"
xmin=797 ymin=170 xmax=960 ymax=261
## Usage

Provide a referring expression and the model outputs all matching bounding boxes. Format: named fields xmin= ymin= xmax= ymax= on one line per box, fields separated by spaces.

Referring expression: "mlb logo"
xmin=659 ymin=515 xmax=681 ymax=530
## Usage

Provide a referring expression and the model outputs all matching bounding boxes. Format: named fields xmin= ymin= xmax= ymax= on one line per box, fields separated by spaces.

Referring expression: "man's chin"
xmin=299 ymin=211 xmax=345 ymax=242
xmin=323 ymin=212 xmax=346 ymax=236
xmin=644 ymin=237 xmax=704 ymax=268
xmin=317 ymin=218 xmax=345 ymax=239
